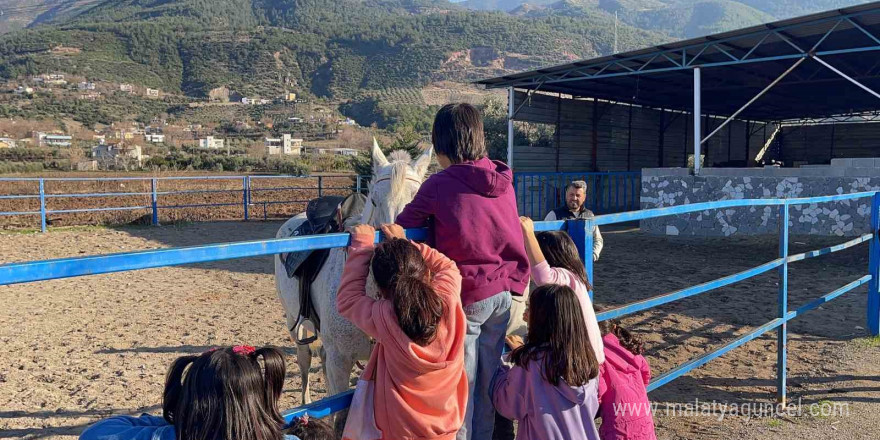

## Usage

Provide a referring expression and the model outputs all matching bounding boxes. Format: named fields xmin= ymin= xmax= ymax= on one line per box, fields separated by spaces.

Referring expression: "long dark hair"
xmin=536 ymin=231 xmax=592 ymax=290
xmin=371 ymin=239 xmax=445 ymax=346
xmin=597 ymin=312 xmax=645 ymax=355
xmin=510 ymin=284 xmax=599 ymax=386
xmin=162 ymin=346 xmax=287 ymax=440
xmin=285 ymin=416 xmax=334 ymax=440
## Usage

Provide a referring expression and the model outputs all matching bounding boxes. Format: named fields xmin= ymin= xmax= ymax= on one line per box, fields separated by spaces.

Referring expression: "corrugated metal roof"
xmin=477 ymin=2 xmax=880 ymax=121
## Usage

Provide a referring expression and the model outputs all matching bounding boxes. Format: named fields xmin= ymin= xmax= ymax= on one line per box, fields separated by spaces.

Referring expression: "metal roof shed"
xmin=477 ymin=2 xmax=880 ymax=174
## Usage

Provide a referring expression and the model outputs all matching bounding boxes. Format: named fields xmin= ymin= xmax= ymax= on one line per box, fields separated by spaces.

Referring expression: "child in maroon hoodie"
xmin=396 ymin=103 xmax=530 ymax=440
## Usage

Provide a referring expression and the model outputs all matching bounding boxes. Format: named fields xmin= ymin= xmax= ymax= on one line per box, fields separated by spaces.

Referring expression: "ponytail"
xmin=393 ymin=275 xmax=445 ymax=346
xmin=612 ymin=325 xmax=645 ymax=355
xmin=371 ymin=239 xmax=446 ymax=346
xmin=598 ymin=317 xmax=645 ymax=355
xmin=255 ymin=347 xmax=287 ymax=426
xmin=162 ymin=355 xmax=197 ymax=424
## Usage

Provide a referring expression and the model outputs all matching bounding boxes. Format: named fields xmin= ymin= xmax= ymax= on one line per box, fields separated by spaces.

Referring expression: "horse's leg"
xmin=324 ymin=345 xmax=355 ymax=435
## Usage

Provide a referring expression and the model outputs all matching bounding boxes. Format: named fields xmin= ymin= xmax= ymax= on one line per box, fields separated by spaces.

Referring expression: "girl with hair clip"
xmin=337 ymin=223 xmax=468 ymax=440
xmin=596 ymin=313 xmax=656 ymax=440
xmin=79 ymin=345 xmax=301 ymax=440
xmin=285 ymin=415 xmax=335 ymax=440
xmin=490 ymin=284 xmax=601 ymax=440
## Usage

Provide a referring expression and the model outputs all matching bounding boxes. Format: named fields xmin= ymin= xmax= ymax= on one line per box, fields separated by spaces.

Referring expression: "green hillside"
xmin=0 ymin=0 xmax=663 ymax=101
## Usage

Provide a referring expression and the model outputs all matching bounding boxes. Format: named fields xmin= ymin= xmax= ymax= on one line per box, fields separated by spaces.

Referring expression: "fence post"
xmin=38 ymin=178 xmax=47 ymax=233
xmin=777 ymin=203 xmax=790 ymax=405
xmin=356 ymin=175 xmax=362 ymax=194
xmin=242 ymin=176 xmax=249 ymax=221
xmin=869 ymin=192 xmax=880 ymax=336
xmin=568 ymin=218 xmax=595 ymax=301
xmin=247 ymin=176 xmax=252 ymax=206
xmin=318 ymin=176 xmax=324 ymax=198
xmin=151 ymin=178 xmax=159 ymax=226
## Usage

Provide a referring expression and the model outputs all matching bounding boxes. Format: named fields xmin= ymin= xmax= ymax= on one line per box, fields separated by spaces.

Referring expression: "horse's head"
xmin=361 ymin=138 xmax=432 ymax=226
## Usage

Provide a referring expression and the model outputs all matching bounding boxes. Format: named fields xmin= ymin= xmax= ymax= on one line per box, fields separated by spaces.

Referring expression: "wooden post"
xmin=556 ymin=93 xmax=562 ymax=172
xmin=658 ymin=111 xmax=666 ymax=168
xmin=626 ymin=105 xmax=633 ymax=171
xmin=592 ymin=99 xmax=600 ymax=172
xmin=744 ymin=120 xmax=751 ymax=164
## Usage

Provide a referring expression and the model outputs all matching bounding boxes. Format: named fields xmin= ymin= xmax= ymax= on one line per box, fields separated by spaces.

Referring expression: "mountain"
xmin=0 ymin=0 xmax=663 ymax=101
xmin=457 ymin=0 xmax=874 ymax=38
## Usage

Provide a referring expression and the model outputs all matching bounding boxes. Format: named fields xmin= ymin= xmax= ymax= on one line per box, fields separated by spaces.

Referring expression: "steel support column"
xmin=508 ymin=87 xmax=515 ymax=168
xmin=693 ymin=68 xmax=702 ymax=174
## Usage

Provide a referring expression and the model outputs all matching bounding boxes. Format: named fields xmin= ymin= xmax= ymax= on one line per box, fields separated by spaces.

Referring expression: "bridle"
xmin=372 ymin=176 xmax=423 ymax=185
xmin=363 ymin=174 xmax=423 ymax=225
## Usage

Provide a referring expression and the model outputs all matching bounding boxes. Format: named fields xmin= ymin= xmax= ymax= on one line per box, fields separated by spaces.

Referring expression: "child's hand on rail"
xmin=380 ymin=223 xmax=406 ymax=241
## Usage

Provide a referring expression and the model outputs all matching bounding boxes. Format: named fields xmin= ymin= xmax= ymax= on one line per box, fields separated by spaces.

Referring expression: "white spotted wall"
xmin=641 ymin=169 xmax=880 ymax=237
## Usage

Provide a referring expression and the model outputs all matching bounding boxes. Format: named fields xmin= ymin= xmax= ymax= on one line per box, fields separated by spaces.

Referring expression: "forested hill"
xmin=458 ymin=0 xmax=871 ymax=38
xmin=0 ymin=0 xmax=664 ymax=99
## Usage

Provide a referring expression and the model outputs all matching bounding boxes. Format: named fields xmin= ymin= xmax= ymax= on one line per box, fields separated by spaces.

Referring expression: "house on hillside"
xmin=198 ymin=136 xmax=225 ymax=150
xmin=145 ymin=88 xmax=160 ymax=98
xmin=78 ymin=82 xmax=96 ymax=91
xmin=78 ymin=92 xmax=102 ymax=100
xmin=314 ymin=147 xmax=359 ymax=156
xmin=92 ymin=143 xmax=145 ymax=168
xmin=120 ymin=84 xmax=134 ymax=93
xmin=35 ymin=132 xmax=73 ymax=147
xmin=14 ymin=86 xmax=34 ymax=95
xmin=145 ymin=134 xmax=165 ymax=144
xmin=0 ymin=137 xmax=17 ymax=149
xmin=265 ymin=134 xmax=302 ymax=155
xmin=34 ymin=74 xmax=67 ymax=86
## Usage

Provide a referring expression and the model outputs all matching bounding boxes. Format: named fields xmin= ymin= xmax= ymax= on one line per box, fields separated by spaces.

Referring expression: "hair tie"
xmin=232 ymin=345 xmax=256 ymax=356
xmin=203 ymin=347 xmax=219 ymax=355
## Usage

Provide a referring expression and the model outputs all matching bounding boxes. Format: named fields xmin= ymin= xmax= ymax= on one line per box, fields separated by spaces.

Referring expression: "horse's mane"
xmin=385 ymin=150 xmax=413 ymax=209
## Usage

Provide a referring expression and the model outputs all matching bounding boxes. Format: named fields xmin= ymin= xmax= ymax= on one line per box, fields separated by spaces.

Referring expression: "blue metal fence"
xmin=1 ymin=191 xmax=878 ymax=423
xmin=2 ymin=172 xmax=638 ymax=232
xmin=0 ymin=175 xmax=364 ymax=232
xmin=514 ymin=171 xmax=641 ymax=219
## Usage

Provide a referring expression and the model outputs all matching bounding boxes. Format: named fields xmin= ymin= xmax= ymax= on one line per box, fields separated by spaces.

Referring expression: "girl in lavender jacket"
xmin=490 ymin=284 xmax=601 ymax=440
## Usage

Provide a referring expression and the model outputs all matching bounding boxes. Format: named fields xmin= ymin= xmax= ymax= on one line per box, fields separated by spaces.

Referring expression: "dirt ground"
xmin=1 ymin=221 xmax=878 ymax=439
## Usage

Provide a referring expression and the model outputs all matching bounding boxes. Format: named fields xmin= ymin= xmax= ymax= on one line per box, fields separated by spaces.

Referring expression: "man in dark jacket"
xmin=544 ymin=180 xmax=604 ymax=261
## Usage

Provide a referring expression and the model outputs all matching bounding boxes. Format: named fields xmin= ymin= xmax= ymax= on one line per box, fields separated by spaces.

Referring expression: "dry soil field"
xmin=1 ymin=221 xmax=878 ymax=439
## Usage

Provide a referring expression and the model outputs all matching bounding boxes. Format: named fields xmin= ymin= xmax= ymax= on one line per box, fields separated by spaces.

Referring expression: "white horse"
xmin=275 ymin=141 xmax=433 ymax=409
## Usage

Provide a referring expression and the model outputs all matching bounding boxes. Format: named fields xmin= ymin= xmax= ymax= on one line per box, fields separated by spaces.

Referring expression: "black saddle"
xmin=281 ymin=193 xmax=367 ymax=345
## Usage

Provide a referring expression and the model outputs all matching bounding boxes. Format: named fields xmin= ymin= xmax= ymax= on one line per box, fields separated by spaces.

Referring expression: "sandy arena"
xmin=1 ymin=221 xmax=878 ymax=439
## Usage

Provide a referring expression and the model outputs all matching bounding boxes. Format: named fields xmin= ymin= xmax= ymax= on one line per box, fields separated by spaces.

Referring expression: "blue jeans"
xmin=457 ymin=291 xmax=512 ymax=440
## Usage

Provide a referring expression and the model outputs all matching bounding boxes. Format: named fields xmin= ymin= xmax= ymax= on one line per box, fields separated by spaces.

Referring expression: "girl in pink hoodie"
xmin=596 ymin=317 xmax=657 ymax=440
xmin=517 ymin=216 xmax=604 ymax=365
xmin=337 ymin=224 xmax=468 ymax=440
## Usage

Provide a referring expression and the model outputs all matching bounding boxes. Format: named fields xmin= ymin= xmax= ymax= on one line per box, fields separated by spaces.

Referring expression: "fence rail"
xmin=1 ymin=191 xmax=878 ymax=423
xmin=2 ymin=172 xmax=639 ymax=231
xmin=0 ymin=175 xmax=366 ymax=232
